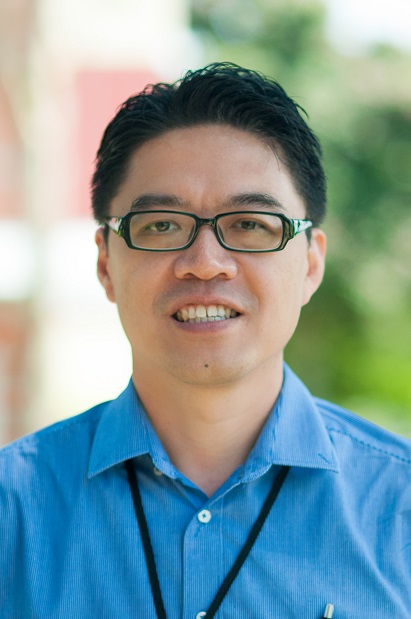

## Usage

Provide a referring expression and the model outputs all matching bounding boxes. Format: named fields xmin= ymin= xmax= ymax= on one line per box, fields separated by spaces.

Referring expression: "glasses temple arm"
xmin=291 ymin=219 xmax=313 ymax=236
xmin=102 ymin=217 xmax=123 ymax=235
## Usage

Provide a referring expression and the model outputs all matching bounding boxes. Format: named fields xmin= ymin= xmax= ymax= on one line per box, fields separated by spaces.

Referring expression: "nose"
xmin=173 ymin=224 xmax=238 ymax=281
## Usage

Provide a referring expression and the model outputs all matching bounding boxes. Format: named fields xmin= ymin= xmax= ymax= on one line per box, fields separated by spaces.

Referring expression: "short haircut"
xmin=91 ymin=62 xmax=326 ymax=226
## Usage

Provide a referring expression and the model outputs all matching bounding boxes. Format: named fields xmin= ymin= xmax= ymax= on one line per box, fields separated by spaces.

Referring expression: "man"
xmin=1 ymin=64 xmax=410 ymax=618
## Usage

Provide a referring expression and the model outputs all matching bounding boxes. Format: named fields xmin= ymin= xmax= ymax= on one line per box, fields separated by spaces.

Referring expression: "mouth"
xmin=173 ymin=304 xmax=239 ymax=323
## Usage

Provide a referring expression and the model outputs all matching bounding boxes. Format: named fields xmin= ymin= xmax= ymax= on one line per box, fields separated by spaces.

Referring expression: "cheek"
xmin=110 ymin=255 xmax=168 ymax=319
xmin=257 ymin=255 xmax=307 ymax=323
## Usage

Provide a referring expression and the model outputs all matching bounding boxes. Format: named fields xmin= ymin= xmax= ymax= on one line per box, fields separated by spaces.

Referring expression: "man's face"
xmin=96 ymin=125 xmax=326 ymax=387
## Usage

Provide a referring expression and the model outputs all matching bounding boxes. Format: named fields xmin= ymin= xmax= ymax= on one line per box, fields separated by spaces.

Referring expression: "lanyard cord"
xmin=125 ymin=459 xmax=166 ymax=619
xmin=125 ymin=459 xmax=290 ymax=619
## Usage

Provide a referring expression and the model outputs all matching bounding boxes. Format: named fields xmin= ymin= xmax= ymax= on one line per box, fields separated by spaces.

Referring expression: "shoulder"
xmin=312 ymin=399 xmax=411 ymax=561
xmin=315 ymin=397 xmax=411 ymax=511
xmin=315 ymin=397 xmax=411 ymax=466
xmin=0 ymin=401 xmax=109 ymax=492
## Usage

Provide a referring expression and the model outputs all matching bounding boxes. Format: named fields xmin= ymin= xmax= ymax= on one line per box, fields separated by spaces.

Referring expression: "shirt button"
xmin=197 ymin=509 xmax=212 ymax=523
xmin=153 ymin=467 xmax=163 ymax=476
xmin=196 ymin=612 xmax=206 ymax=619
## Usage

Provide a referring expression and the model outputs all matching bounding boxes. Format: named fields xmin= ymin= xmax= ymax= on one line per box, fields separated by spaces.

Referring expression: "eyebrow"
xmin=130 ymin=194 xmax=188 ymax=211
xmin=129 ymin=192 xmax=286 ymax=213
xmin=226 ymin=193 xmax=286 ymax=212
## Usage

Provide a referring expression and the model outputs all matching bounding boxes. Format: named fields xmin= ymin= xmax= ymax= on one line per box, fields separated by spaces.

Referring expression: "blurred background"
xmin=0 ymin=0 xmax=410 ymax=446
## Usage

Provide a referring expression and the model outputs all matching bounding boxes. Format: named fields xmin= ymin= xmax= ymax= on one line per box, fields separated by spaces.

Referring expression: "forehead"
xmin=110 ymin=124 xmax=305 ymax=217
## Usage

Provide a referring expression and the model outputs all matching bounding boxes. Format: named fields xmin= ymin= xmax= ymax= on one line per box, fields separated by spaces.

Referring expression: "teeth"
xmin=175 ymin=304 xmax=239 ymax=323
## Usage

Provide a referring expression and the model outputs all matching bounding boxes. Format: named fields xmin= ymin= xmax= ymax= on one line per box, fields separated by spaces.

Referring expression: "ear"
xmin=95 ymin=228 xmax=116 ymax=303
xmin=301 ymin=228 xmax=327 ymax=306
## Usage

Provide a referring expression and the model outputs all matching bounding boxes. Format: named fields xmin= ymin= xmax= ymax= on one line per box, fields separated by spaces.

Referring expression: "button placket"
xmin=182 ymin=501 xmax=220 ymax=619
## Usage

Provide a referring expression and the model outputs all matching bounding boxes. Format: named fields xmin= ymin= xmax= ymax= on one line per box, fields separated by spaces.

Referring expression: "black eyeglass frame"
xmin=102 ymin=210 xmax=313 ymax=253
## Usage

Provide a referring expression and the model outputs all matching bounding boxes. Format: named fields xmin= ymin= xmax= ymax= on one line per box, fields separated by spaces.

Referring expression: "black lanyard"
xmin=125 ymin=459 xmax=290 ymax=619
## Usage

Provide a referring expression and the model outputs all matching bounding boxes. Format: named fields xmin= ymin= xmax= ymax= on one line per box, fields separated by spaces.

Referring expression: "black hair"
xmin=91 ymin=62 xmax=326 ymax=226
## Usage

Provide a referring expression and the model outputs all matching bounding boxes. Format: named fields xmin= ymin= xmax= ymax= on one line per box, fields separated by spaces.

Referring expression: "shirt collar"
xmin=88 ymin=364 xmax=339 ymax=479
xmin=240 ymin=364 xmax=339 ymax=481
xmin=88 ymin=382 xmax=150 ymax=478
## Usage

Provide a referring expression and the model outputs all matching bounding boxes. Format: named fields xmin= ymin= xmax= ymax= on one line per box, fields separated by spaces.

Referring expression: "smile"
xmin=174 ymin=305 xmax=239 ymax=323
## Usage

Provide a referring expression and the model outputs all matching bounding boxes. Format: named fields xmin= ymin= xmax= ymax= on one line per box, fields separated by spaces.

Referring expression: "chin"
xmin=166 ymin=357 xmax=252 ymax=387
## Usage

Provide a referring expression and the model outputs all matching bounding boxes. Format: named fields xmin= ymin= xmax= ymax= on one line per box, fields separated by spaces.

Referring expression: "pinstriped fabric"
xmin=1 ymin=364 xmax=410 ymax=618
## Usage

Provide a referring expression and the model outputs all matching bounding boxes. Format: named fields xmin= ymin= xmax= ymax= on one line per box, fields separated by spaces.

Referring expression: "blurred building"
xmin=0 ymin=0 xmax=195 ymax=445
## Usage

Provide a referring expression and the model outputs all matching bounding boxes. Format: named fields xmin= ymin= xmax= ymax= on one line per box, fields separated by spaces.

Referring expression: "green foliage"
xmin=191 ymin=0 xmax=411 ymax=434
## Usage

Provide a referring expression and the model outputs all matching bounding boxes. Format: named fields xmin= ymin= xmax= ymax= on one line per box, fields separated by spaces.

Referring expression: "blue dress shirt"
xmin=1 ymin=364 xmax=410 ymax=618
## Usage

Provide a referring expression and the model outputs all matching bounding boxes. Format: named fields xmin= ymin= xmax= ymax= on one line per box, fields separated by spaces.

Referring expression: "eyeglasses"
xmin=102 ymin=210 xmax=313 ymax=253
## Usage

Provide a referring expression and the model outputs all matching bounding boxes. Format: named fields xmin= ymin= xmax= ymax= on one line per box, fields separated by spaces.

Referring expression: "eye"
xmin=231 ymin=217 xmax=268 ymax=232
xmin=144 ymin=220 xmax=179 ymax=233
xmin=236 ymin=219 xmax=265 ymax=230
xmin=146 ymin=221 xmax=176 ymax=232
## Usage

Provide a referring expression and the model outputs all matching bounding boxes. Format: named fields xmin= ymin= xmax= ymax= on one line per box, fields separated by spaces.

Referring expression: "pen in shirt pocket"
xmin=321 ymin=604 xmax=334 ymax=618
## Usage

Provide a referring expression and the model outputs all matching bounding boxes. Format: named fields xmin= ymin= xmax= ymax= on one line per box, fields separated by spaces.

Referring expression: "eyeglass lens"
xmin=127 ymin=211 xmax=285 ymax=251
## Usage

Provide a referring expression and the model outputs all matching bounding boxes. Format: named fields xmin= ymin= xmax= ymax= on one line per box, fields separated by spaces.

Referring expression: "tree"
xmin=191 ymin=0 xmax=411 ymax=433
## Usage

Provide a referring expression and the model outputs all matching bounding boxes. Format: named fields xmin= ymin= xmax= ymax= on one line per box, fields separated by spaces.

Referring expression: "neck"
xmin=132 ymin=359 xmax=283 ymax=496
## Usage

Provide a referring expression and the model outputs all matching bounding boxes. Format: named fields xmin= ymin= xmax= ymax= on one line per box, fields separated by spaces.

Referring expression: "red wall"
xmin=73 ymin=70 xmax=158 ymax=217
